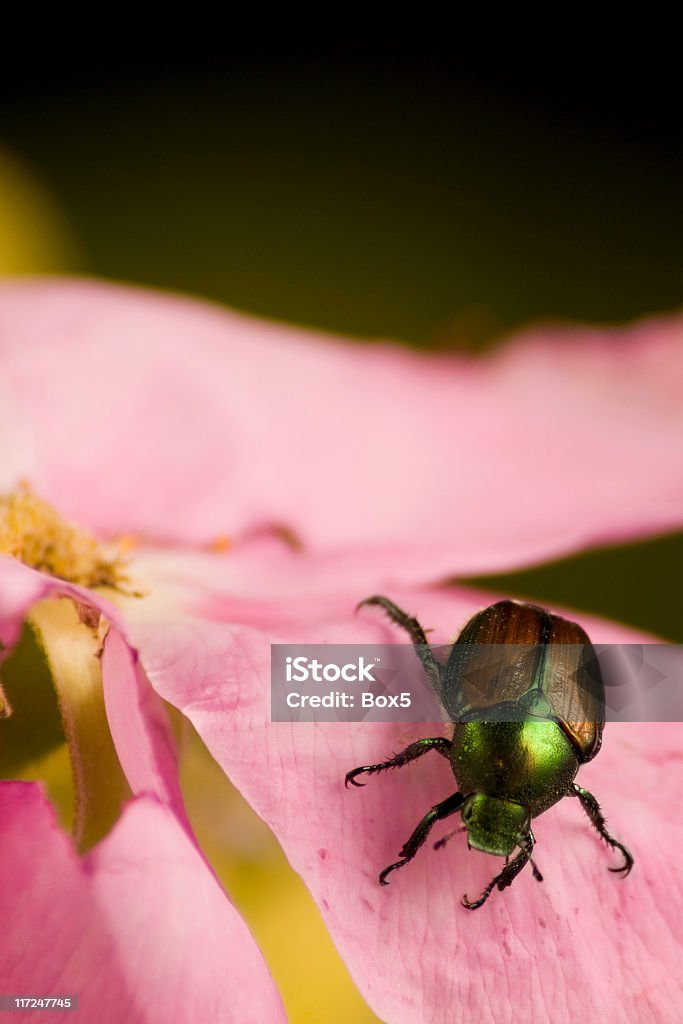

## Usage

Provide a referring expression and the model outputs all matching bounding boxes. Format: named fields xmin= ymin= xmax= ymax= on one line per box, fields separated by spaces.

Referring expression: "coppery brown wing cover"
xmin=441 ymin=600 xmax=604 ymax=761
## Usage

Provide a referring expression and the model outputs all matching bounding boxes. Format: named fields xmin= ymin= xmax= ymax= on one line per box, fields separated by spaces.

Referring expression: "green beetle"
xmin=346 ymin=596 xmax=633 ymax=909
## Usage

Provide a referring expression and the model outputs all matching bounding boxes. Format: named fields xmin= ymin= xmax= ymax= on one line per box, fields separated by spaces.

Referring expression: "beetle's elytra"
xmin=346 ymin=596 xmax=633 ymax=910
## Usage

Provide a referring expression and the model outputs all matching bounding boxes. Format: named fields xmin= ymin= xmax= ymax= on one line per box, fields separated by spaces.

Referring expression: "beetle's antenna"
xmin=433 ymin=826 xmax=467 ymax=851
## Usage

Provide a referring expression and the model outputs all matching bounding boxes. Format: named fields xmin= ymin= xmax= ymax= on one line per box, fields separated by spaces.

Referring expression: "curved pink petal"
xmin=0 ymin=554 xmax=126 ymax=647
xmin=0 ymin=556 xmax=182 ymax=819
xmin=0 ymin=782 xmax=285 ymax=1023
xmin=1 ymin=278 xmax=683 ymax=577
xmin=128 ymin=584 xmax=683 ymax=1024
xmin=100 ymin=627 xmax=187 ymax=826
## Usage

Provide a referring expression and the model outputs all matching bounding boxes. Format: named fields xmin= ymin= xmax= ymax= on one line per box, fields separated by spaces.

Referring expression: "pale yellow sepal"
xmin=29 ymin=598 xmax=132 ymax=851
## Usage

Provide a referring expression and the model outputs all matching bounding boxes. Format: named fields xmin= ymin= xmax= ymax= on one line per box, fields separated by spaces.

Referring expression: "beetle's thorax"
xmin=451 ymin=719 xmax=580 ymax=817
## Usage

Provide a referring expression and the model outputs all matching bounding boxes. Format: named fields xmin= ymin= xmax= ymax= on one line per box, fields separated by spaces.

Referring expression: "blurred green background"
xmin=1 ymin=47 xmax=682 ymax=1022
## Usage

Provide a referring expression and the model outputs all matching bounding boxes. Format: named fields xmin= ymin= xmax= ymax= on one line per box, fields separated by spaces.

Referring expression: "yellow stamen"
xmin=0 ymin=484 xmax=128 ymax=589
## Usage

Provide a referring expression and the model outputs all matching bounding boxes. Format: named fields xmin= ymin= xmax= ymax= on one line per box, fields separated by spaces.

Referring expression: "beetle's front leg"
xmin=462 ymin=832 xmax=536 ymax=910
xmin=379 ymin=791 xmax=464 ymax=885
xmin=345 ymin=736 xmax=451 ymax=788
xmin=356 ymin=595 xmax=444 ymax=693
xmin=570 ymin=784 xmax=633 ymax=875
xmin=434 ymin=834 xmax=542 ymax=883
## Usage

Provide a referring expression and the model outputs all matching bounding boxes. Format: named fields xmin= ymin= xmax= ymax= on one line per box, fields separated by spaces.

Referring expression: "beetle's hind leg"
xmin=345 ymin=736 xmax=450 ymax=788
xmin=356 ymin=595 xmax=443 ymax=692
xmin=462 ymin=832 xmax=536 ymax=910
xmin=570 ymin=784 xmax=634 ymax=875
xmin=379 ymin=791 xmax=464 ymax=885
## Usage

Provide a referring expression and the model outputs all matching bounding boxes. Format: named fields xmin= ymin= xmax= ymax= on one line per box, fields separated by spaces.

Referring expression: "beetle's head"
xmin=461 ymin=794 xmax=530 ymax=857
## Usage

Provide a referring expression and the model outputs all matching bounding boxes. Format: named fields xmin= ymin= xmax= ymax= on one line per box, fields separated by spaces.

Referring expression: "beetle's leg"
xmin=356 ymin=595 xmax=443 ymax=692
xmin=570 ymin=784 xmax=634 ymax=875
xmin=379 ymin=791 xmax=464 ymax=885
xmin=356 ymin=595 xmax=433 ymax=645
xmin=345 ymin=736 xmax=450 ymax=788
xmin=462 ymin=832 xmax=535 ymax=910
xmin=504 ymin=852 xmax=543 ymax=880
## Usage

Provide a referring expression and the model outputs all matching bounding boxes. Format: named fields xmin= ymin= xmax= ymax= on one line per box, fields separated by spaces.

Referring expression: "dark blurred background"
xmin=1 ymin=41 xmax=682 ymax=638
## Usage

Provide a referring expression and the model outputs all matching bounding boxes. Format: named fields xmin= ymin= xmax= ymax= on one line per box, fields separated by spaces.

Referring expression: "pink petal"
xmin=100 ymin=627 xmax=187 ymax=826
xmin=0 ymin=556 xmax=182 ymax=818
xmin=1 ymin=278 xmax=683 ymax=576
xmin=129 ymin=585 xmax=683 ymax=1024
xmin=0 ymin=554 xmax=127 ymax=648
xmin=0 ymin=782 xmax=285 ymax=1023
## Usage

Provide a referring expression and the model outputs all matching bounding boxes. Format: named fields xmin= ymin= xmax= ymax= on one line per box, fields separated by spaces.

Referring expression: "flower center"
xmin=0 ymin=485 xmax=128 ymax=588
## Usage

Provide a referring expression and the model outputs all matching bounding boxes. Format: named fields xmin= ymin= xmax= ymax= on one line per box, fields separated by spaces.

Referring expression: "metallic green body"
xmin=451 ymin=719 xmax=580 ymax=855
xmin=452 ymin=719 xmax=579 ymax=816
